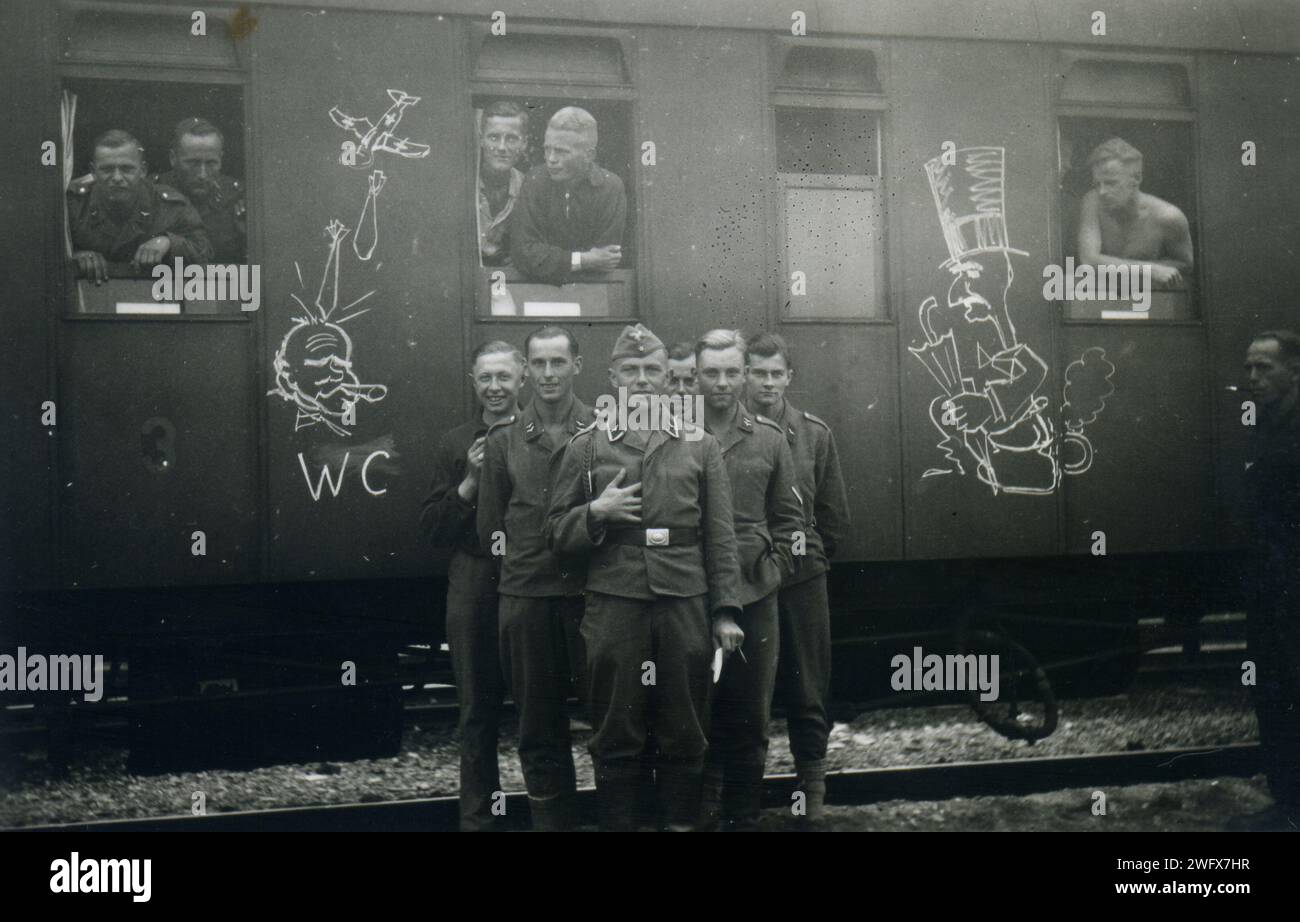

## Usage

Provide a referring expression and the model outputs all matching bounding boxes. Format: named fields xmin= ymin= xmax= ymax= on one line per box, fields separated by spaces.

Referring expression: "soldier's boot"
xmin=657 ymin=762 xmax=704 ymax=832
xmin=697 ymin=761 xmax=724 ymax=832
xmin=721 ymin=760 xmax=765 ymax=832
xmin=527 ymin=793 xmax=572 ymax=832
xmin=795 ymin=759 xmax=828 ymax=827
xmin=594 ymin=763 xmax=640 ymax=832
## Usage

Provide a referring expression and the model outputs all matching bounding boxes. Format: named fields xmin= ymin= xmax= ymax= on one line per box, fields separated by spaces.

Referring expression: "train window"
xmin=62 ymin=78 xmax=249 ymax=317
xmin=775 ymin=107 xmax=886 ymax=320
xmin=470 ymin=89 xmax=637 ymax=318
xmin=776 ymin=45 xmax=882 ymax=95
xmin=1060 ymin=61 xmax=1190 ymax=109
xmin=473 ymin=33 xmax=629 ymax=86
xmin=1055 ymin=56 xmax=1198 ymax=322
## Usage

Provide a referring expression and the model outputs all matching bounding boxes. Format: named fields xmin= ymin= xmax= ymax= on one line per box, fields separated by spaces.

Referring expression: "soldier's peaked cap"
xmin=610 ymin=323 xmax=665 ymax=361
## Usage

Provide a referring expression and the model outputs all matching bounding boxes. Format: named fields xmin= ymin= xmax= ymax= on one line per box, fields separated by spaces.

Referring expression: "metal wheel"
xmin=959 ymin=628 xmax=1058 ymax=743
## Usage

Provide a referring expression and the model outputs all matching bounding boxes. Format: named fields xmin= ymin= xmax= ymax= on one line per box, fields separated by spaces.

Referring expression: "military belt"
xmin=606 ymin=527 xmax=700 ymax=548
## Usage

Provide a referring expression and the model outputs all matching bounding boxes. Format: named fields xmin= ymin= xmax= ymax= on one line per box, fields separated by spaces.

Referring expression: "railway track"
xmin=10 ymin=743 xmax=1262 ymax=832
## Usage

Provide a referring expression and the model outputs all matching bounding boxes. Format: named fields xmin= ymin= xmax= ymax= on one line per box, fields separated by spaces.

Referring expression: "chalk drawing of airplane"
xmin=330 ymin=89 xmax=431 ymax=169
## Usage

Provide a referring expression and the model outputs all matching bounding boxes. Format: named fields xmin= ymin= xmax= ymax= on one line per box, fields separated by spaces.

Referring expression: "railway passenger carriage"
xmin=3 ymin=0 xmax=1298 ymax=760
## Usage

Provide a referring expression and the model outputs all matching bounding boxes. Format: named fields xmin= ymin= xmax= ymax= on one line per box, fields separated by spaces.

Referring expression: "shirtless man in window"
xmin=1076 ymin=137 xmax=1194 ymax=289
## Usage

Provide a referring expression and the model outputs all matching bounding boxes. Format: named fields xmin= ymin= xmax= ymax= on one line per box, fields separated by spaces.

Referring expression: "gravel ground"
xmin=0 ymin=684 xmax=1257 ymax=828
xmin=755 ymin=776 xmax=1277 ymax=832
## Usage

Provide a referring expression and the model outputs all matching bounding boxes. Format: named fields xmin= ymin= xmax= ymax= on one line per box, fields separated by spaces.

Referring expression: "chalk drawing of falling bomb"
xmin=269 ymin=220 xmax=388 ymax=437
xmin=907 ymin=147 xmax=1085 ymax=495
xmin=331 ymin=89 xmax=430 ymax=170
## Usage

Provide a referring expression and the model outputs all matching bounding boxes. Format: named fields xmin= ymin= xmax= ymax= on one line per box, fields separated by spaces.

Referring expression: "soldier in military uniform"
xmin=476 ymin=325 xmax=593 ymax=831
xmin=1230 ymin=330 xmax=1300 ymax=831
xmin=695 ymin=329 xmax=804 ymax=831
xmin=745 ymin=331 xmax=850 ymax=825
xmin=418 ymin=340 xmax=524 ymax=831
xmin=154 ymin=118 xmax=247 ymax=263
xmin=545 ymin=323 xmax=744 ymax=831
xmin=67 ymin=129 xmax=212 ymax=283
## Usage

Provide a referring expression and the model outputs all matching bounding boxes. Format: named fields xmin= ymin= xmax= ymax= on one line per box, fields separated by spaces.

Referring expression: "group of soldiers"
xmin=420 ymin=322 xmax=848 ymax=832
xmin=67 ymin=118 xmax=246 ymax=281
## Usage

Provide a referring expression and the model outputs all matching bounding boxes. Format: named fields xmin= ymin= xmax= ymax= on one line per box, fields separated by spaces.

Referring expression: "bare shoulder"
xmin=1143 ymin=193 xmax=1189 ymax=228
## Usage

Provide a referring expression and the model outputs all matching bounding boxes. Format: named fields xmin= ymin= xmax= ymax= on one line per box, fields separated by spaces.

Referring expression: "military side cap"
xmin=611 ymin=323 xmax=665 ymax=361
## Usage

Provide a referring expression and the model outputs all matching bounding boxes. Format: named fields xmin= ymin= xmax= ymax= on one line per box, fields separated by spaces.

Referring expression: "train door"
xmin=55 ymin=5 xmax=259 ymax=591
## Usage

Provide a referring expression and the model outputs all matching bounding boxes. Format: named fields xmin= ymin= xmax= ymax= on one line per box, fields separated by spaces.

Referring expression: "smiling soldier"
xmin=419 ymin=341 xmax=523 ymax=832
xmin=477 ymin=325 xmax=593 ymax=831
xmin=695 ymin=329 xmax=804 ymax=832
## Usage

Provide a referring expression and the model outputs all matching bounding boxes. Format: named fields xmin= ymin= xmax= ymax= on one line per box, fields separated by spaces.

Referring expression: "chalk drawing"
xmin=1060 ymin=346 xmax=1117 ymax=476
xmin=352 ymin=169 xmax=385 ymax=261
xmin=269 ymin=220 xmax=387 ymax=437
xmin=330 ymin=89 xmax=430 ymax=169
xmin=909 ymin=147 xmax=1058 ymax=496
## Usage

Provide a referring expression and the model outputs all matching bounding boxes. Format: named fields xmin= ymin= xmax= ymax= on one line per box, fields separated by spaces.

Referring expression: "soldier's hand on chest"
xmin=590 ymin=467 xmax=642 ymax=524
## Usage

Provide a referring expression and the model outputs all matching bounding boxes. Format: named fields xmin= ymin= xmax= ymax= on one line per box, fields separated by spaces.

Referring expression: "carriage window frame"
xmin=1052 ymin=51 xmax=1201 ymax=326
xmin=769 ymin=38 xmax=891 ymax=325
xmin=58 ymin=0 xmax=252 ymax=323
xmin=466 ymin=22 xmax=641 ymax=324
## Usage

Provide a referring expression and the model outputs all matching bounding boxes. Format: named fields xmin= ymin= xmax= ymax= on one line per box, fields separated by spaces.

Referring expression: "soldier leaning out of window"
xmin=509 ymin=107 xmax=627 ymax=285
xmin=67 ymin=128 xmax=213 ymax=284
xmin=154 ymin=117 xmax=247 ymax=264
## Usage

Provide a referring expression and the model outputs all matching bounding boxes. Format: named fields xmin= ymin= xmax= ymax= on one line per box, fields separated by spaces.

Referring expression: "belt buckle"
xmin=645 ymin=528 xmax=669 ymax=547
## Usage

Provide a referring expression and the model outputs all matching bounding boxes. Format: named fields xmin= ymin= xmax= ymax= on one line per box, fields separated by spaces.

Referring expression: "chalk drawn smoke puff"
xmin=269 ymin=220 xmax=387 ymax=437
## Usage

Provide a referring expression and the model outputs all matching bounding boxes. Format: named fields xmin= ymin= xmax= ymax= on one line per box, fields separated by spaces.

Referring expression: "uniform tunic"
xmin=546 ymin=414 xmax=741 ymax=828
xmin=477 ymin=397 xmax=593 ymax=804
xmin=751 ymin=398 xmax=852 ymax=770
xmin=418 ymin=416 xmax=506 ymax=830
xmin=154 ymin=171 xmax=247 ymax=263
xmin=1245 ymin=397 xmax=1300 ymax=818
xmin=705 ymin=406 xmax=803 ymax=826
xmin=67 ymin=175 xmax=212 ymax=265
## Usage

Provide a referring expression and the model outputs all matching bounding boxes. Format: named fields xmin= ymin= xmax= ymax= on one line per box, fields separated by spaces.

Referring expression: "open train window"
xmin=469 ymin=26 xmax=637 ymax=321
xmin=771 ymin=39 xmax=888 ymax=322
xmin=62 ymin=78 xmax=250 ymax=317
xmin=1054 ymin=55 xmax=1198 ymax=322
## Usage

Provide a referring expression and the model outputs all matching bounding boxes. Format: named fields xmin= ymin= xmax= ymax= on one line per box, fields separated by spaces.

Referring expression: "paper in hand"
xmin=712 ymin=646 xmax=724 ymax=684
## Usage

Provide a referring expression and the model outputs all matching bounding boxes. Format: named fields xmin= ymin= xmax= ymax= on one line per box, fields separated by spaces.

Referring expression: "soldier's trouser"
xmin=777 ymin=573 xmax=832 ymax=766
xmin=707 ymin=591 xmax=780 ymax=827
xmin=445 ymin=551 xmax=505 ymax=832
xmin=1248 ymin=594 xmax=1300 ymax=818
xmin=498 ymin=594 xmax=583 ymax=804
xmin=583 ymin=591 xmax=713 ymax=830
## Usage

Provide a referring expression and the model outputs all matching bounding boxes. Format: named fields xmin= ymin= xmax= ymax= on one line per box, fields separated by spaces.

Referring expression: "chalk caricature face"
xmin=946 ymin=252 xmax=1016 ymax=350
xmin=272 ymin=320 xmax=387 ymax=433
